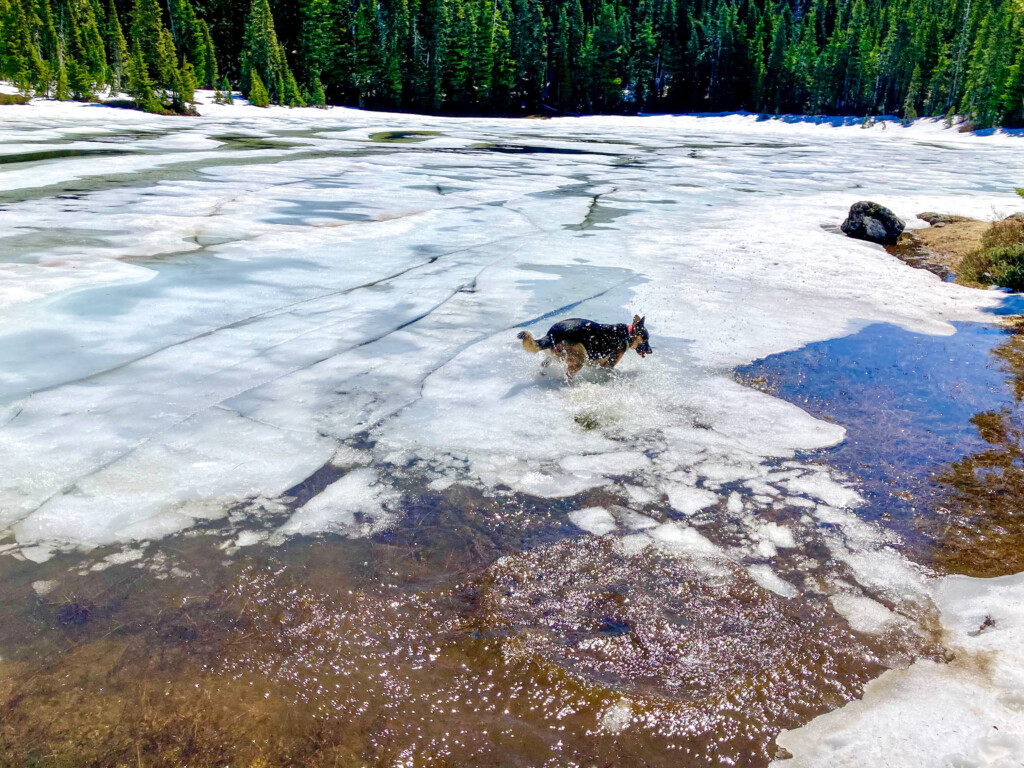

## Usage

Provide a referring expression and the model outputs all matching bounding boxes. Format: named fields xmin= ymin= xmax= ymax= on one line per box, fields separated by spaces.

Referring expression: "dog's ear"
xmin=637 ymin=316 xmax=646 ymax=328
xmin=632 ymin=314 xmax=642 ymax=326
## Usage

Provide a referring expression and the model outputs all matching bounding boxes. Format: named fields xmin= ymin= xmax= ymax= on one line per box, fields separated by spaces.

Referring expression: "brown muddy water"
xmin=0 ymin=475 xmax=918 ymax=767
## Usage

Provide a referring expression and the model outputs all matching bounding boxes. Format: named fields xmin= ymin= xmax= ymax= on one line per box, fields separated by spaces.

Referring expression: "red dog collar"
xmin=627 ymin=324 xmax=633 ymax=334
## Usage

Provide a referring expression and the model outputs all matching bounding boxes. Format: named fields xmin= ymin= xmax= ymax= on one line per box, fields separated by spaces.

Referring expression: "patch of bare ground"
xmin=885 ymin=213 xmax=991 ymax=282
xmin=886 ymin=212 xmax=1024 ymax=287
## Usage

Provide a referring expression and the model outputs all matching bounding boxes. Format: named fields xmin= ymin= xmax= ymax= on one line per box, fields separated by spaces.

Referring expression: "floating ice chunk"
xmin=747 ymin=564 xmax=798 ymax=598
xmin=329 ymin=445 xmax=373 ymax=467
xmin=427 ymin=475 xmax=457 ymax=491
xmin=233 ymin=530 xmax=268 ymax=548
xmin=756 ymin=539 xmax=778 ymax=558
xmin=760 ymin=522 xmax=797 ymax=549
xmin=32 ymin=579 xmax=57 ymax=596
xmin=103 ymin=547 xmax=146 ymax=566
xmin=568 ymin=507 xmax=617 ymax=537
xmin=827 ymin=540 xmax=928 ymax=604
xmin=745 ymin=479 xmax=779 ymax=497
xmin=624 ymin=485 xmax=657 ymax=505
xmin=278 ymin=468 xmax=396 ymax=537
xmin=727 ymin=492 xmax=743 ymax=514
xmin=599 ymin=698 xmax=633 ymax=733
xmin=614 ymin=533 xmax=653 ymax=556
xmin=829 ymin=592 xmax=903 ymax=634
xmin=505 ymin=470 xmax=598 ymax=499
xmin=614 ymin=507 xmax=659 ymax=530
xmin=559 ymin=451 xmax=650 ymax=476
xmin=783 ymin=473 xmax=863 ymax=509
xmin=19 ymin=545 xmax=54 ymax=563
xmin=664 ymin=484 xmax=719 ymax=516
xmin=648 ymin=522 xmax=724 ymax=559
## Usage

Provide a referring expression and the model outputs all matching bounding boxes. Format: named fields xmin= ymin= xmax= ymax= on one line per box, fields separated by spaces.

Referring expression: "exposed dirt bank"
xmin=886 ymin=212 xmax=1024 ymax=285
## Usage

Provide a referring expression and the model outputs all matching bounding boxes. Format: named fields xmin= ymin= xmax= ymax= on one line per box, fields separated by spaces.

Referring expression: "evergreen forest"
xmin=1 ymin=0 xmax=1023 ymax=125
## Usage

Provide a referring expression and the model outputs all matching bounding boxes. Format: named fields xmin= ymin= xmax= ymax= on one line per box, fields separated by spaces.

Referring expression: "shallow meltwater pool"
xmin=1 ymin=102 xmax=1024 ymax=766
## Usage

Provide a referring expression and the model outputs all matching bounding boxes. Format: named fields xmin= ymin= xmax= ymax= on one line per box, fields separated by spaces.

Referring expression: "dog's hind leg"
xmin=565 ymin=344 xmax=587 ymax=380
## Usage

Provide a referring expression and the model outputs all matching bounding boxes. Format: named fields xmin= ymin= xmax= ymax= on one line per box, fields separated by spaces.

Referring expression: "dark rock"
xmin=841 ymin=201 xmax=905 ymax=245
xmin=917 ymin=212 xmax=971 ymax=226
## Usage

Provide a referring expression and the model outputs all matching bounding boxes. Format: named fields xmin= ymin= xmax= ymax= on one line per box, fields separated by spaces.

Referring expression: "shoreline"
xmin=6 ymin=84 xmax=1024 ymax=140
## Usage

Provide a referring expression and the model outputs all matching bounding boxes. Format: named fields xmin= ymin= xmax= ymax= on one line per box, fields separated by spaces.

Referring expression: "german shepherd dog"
xmin=517 ymin=315 xmax=652 ymax=379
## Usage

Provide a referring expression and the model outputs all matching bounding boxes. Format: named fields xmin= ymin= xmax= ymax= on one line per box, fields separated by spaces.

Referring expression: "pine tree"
xmin=1003 ymin=26 xmax=1024 ymax=127
xmin=130 ymin=0 xmax=164 ymax=77
xmin=310 ymin=74 xmax=326 ymax=106
xmin=903 ymin=63 xmax=922 ymax=120
xmin=240 ymin=0 xmax=293 ymax=102
xmin=283 ymin=67 xmax=305 ymax=106
xmin=630 ymin=1 xmax=657 ymax=109
xmin=102 ymin=0 xmax=130 ymax=92
xmin=215 ymin=73 xmax=233 ymax=103
xmin=550 ymin=5 xmax=571 ymax=110
xmin=445 ymin=0 xmax=474 ymax=107
xmin=490 ymin=0 xmax=515 ymax=109
xmin=512 ymin=0 xmax=546 ymax=110
xmin=249 ymin=66 xmax=269 ymax=105
xmin=472 ymin=0 xmax=495 ymax=107
xmin=55 ymin=57 xmax=70 ymax=99
xmin=126 ymin=38 xmax=156 ymax=109
xmin=0 ymin=0 xmax=46 ymax=93
xmin=199 ymin=19 xmax=217 ymax=87
xmin=592 ymin=0 xmax=622 ymax=111
xmin=155 ymin=26 xmax=179 ymax=90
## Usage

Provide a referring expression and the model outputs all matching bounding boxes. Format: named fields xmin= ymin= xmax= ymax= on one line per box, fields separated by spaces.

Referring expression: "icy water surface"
xmin=1 ymin=100 xmax=1024 ymax=766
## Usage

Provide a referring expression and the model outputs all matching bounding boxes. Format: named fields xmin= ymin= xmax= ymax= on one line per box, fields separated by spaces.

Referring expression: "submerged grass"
xmin=926 ymin=319 xmax=1024 ymax=576
xmin=0 ymin=474 xmax=925 ymax=768
xmin=0 ymin=547 xmax=899 ymax=768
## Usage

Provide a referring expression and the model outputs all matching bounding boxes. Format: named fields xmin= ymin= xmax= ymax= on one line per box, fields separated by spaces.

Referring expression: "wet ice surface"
xmin=2 ymin=98 xmax=1024 ymax=763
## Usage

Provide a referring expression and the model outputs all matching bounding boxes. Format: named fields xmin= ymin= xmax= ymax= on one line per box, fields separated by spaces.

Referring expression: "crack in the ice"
xmin=364 ymin=272 xmax=639 ymax=435
xmin=11 ymin=232 xmax=526 ymax=405
xmin=1 ymin=407 xmax=23 ymax=428
xmin=9 ymin=240 xmax=537 ymax=520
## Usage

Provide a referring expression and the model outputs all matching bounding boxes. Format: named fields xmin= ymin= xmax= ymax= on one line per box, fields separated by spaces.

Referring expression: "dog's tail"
xmin=517 ymin=330 xmax=552 ymax=354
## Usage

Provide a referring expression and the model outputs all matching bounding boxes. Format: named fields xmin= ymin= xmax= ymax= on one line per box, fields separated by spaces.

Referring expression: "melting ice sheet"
xmin=2 ymin=99 xmax=1024 ymax=761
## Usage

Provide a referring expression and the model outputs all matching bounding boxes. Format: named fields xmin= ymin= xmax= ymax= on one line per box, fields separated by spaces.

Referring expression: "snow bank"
xmin=774 ymin=572 xmax=1024 ymax=767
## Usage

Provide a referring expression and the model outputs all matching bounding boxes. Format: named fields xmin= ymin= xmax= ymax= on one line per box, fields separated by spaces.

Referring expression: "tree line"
xmin=1 ymin=0 xmax=1022 ymax=125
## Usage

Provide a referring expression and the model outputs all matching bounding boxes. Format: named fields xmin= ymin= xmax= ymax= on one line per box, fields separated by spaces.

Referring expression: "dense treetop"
xmin=1 ymin=0 xmax=1022 ymax=125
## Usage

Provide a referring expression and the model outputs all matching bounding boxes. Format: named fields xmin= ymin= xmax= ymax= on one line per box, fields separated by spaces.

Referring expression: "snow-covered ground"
xmin=2 ymin=93 xmax=1023 ymax=763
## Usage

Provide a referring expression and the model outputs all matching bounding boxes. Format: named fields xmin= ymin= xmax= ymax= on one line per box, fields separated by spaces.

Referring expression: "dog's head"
xmin=629 ymin=315 xmax=652 ymax=357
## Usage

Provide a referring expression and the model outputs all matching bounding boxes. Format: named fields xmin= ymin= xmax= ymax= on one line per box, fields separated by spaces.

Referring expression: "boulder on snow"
xmin=841 ymin=201 xmax=905 ymax=245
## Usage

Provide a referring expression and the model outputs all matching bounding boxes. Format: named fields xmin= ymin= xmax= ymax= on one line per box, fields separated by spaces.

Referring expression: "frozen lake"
xmin=1 ymin=99 xmax=1024 ymax=765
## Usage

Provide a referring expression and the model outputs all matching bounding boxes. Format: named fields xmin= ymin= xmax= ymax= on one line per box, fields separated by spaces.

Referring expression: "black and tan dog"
xmin=518 ymin=315 xmax=651 ymax=379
